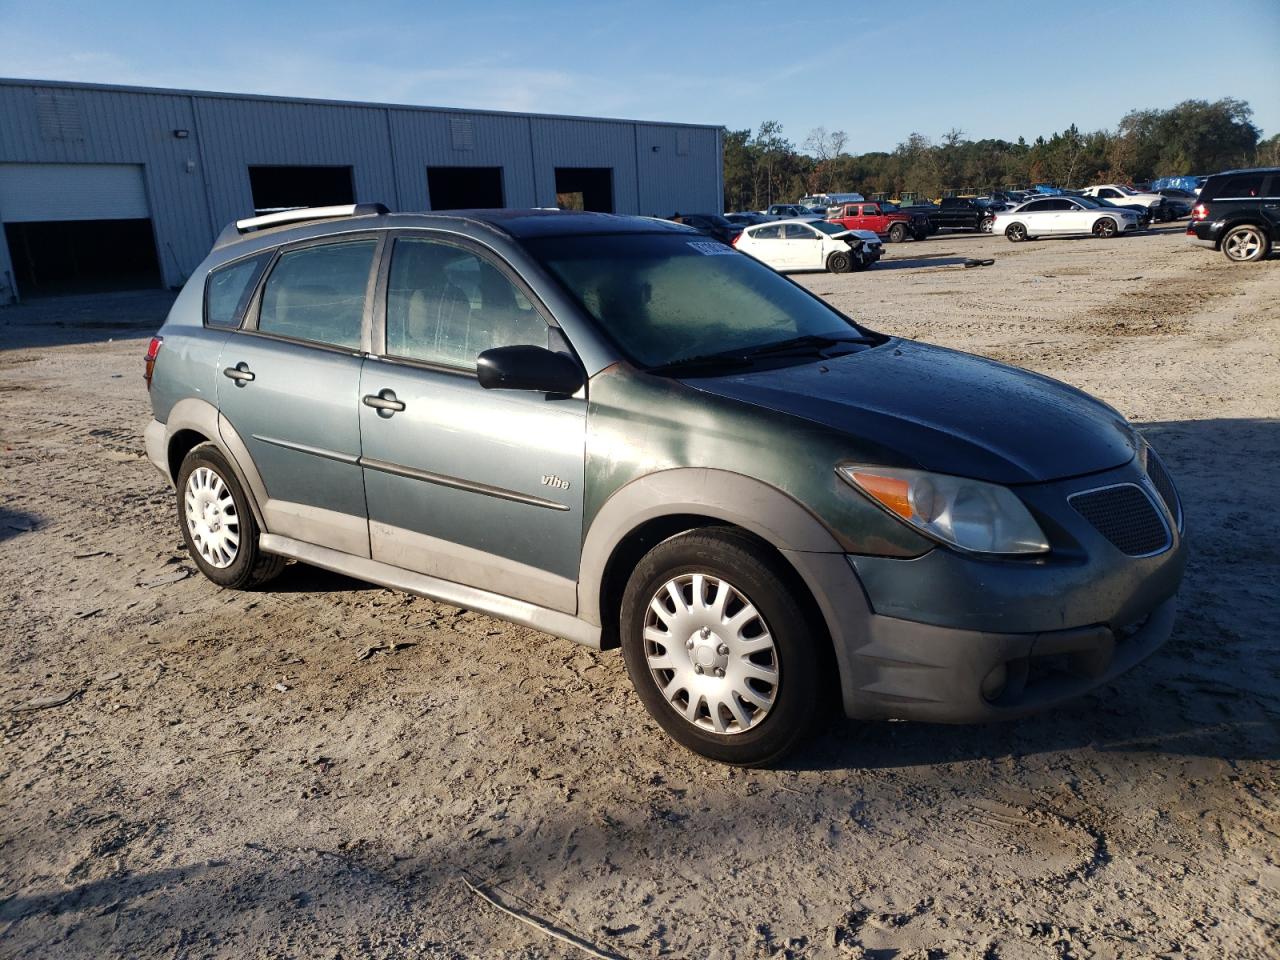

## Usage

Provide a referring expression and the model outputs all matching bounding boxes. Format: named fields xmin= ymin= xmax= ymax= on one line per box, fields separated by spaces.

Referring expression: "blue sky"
xmin=1 ymin=0 xmax=1276 ymax=151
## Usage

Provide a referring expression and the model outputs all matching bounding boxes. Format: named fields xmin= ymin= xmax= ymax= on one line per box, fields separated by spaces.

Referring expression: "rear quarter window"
xmin=204 ymin=253 xmax=271 ymax=328
xmin=1204 ymin=173 xmax=1266 ymax=200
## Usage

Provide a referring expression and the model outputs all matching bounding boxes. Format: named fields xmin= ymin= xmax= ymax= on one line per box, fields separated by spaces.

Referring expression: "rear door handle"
xmin=223 ymin=362 xmax=255 ymax=385
xmin=363 ymin=389 xmax=406 ymax=417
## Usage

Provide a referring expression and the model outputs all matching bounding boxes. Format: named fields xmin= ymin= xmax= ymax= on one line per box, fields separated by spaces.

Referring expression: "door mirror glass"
xmin=476 ymin=344 xmax=584 ymax=395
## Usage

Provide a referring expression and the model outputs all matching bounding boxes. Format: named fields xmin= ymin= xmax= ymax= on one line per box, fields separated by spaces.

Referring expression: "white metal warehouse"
xmin=0 ymin=78 xmax=724 ymax=302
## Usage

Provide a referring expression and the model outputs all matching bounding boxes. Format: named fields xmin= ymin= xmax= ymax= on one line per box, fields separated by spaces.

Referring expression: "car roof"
xmin=213 ymin=207 xmax=696 ymax=254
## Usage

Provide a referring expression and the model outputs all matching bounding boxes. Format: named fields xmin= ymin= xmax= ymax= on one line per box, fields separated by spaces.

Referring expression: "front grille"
xmin=1146 ymin=452 xmax=1182 ymax=530
xmin=1070 ymin=484 xmax=1170 ymax=557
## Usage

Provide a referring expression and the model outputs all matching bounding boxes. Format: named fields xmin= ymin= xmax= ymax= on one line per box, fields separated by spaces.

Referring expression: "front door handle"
xmin=363 ymin=389 xmax=406 ymax=417
xmin=223 ymin=362 xmax=255 ymax=385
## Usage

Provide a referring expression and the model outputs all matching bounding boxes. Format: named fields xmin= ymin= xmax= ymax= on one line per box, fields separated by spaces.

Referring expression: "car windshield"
xmin=881 ymin=202 xmax=900 ymax=212
xmin=1116 ymin=185 xmax=1140 ymax=195
xmin=525 ymin=232 xmax=869 ymax=370
xmin=1075 ymin=196 xmax=1104 ymax=208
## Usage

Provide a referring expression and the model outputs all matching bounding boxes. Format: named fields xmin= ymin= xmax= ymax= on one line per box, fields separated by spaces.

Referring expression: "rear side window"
xmin=256 ymin=239 xmax=376 ymax=350
xmin=751 ymin=225 xmax=782 ymax=240
xmin=1205 ymin=173 xmax=1266 ymax=200
xmin=205 ymin=253 xmax=270 ymax=328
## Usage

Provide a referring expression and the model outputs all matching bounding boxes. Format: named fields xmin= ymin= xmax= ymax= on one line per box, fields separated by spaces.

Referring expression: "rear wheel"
xmin=888 ymin=223 xmax=908 ymax=243
xmin=1005 ymin=222 xmax=1028 ymax=242
xmin=1092 ymin=217 xmax=1119 ymax=238
xmin=177 ymin=444 xmax=285 ymax=589
xmin=620 ymin=528 xmax=822 ymax=766
xmin=979 ymin=217 xmax=995 ymax=233
xmin=825 ymin=250 xmax=852 ymax=273
xmin=1221 ymin=224 xmax=1269 ymax=263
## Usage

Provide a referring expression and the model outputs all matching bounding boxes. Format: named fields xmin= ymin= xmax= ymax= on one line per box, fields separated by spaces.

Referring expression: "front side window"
xmin=385 ymin=238 xmax=547 ymax=369
xmin=256 ymin=240 xmax=376 ymax=350
xmin=1100 ymin=188 xmax=1122 ymax=198
xmin=206 ymin=253 xmax=270 ymax=328
xmin=864 ymin=205 xmax=880 ymax=216
xmin=526 ymin=232 xmax=867 ymax=370
xmin=782 ymin=223 xmax=816 ymax=239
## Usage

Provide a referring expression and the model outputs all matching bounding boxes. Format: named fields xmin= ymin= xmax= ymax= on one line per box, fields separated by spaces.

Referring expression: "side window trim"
xmin=370 ymin=229 xmax=560 ymax=376
xmin=239 ymin=231 xmax=384 ymax=356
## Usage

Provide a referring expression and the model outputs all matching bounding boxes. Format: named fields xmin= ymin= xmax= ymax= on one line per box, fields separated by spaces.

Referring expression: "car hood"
xmin=682 ymin=339 xmax=1138 ymax=484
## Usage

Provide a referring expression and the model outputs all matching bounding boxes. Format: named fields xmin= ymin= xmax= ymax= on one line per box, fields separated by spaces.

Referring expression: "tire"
xmin=176 ymin=443 xmax=285 ymax=589
xmin=1092 ymin=217 xmax=1119 ymax=238
xmin=979 ymin=217 xmax=994 ymax=233
xmin=1005 ymin=222 xmax=1028 ymax=242
xmin=888 ymin=223 xmax=908 ymax=243
xmin=1221 ymin=224 xmax=1269 ymax=263
xmin=619 ymin=527 xmax=823 ymax=766
xmin=825 ymin=250 xmax=852 ymax=274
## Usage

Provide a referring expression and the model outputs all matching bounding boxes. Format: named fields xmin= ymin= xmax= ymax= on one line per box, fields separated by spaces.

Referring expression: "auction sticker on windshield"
xmin=687 ymin=240 xmax=736 ymax=255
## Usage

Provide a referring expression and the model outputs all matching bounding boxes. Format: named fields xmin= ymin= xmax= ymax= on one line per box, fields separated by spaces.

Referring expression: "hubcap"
xmin=642 ymin=573 xmax=779 ymax=735
xmin=184 ymin=466 xmax=240 ymax=568
xmin=1226 ymin=229 xmax=1260 ymax=260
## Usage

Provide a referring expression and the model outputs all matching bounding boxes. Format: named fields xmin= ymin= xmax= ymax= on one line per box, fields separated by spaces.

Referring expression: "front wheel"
xmin=177 ymin=443 xmax=285 ymax=589
xmin=888 ymin=223 xmax=908 ymax=243
xmin=1221 ymin=224 xmax=1269 ymax=262
xmin=1005 ymin=222 xmax=1028 ymax=242
xmin=1092 ymin=217 xmax=1119 ymax=238
xmin=620 ymin=528 xmax=822 ymax=766
xmin=825 ymin=250 xmax=852 ymax=274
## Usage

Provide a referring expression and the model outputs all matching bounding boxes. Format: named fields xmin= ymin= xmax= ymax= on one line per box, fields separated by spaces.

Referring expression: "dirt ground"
xmin=1 ymin=223 xmax=1277 ymax=960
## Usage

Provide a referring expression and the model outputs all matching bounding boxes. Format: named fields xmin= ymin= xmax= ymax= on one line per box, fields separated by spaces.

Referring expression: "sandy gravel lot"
xmin=1 ymin=223 xmax=1277 ymax=959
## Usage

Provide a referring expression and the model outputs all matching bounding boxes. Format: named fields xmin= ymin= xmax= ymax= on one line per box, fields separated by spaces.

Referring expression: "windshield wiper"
xmin=645 ymin=353 xmax=757 ymax=375
xmin=738 ymin=333 xmax=880 ymax=358
xmin=647 ymin=333 xmax=882 ymax=376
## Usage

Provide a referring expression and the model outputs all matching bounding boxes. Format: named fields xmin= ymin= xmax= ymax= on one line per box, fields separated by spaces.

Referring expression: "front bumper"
xmin=785 ymin=458 xmax=1187 ymax=723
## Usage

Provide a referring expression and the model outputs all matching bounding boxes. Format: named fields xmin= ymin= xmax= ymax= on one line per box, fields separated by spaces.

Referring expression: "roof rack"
xmin=215 ymin=202 xmax=390 ymax=247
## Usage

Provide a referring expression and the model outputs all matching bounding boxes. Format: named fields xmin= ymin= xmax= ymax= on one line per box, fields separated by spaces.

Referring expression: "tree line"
xmin=723 ymin=98 xmax=1279 ymax=211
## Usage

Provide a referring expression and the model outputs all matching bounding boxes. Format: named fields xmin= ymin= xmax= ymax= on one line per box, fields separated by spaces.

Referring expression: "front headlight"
xmin=837 ymin=465 xmax=1049 ymax=555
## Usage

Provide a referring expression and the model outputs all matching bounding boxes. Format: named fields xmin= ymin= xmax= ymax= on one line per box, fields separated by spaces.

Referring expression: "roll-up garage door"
xmin=0 ymin=163 xmax=150 ymax=221
xmin=1 ymin=163 xmax=161 ymax=296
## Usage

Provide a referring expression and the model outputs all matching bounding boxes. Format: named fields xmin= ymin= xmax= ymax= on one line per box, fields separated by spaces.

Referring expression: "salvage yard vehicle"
xmin=826 ymin=201 xmax=930 ymax=242
xmin=144 ymin=205 xmax=1186 ymax=765
xmin=1187 ymin=167 xmax=1278 ymax=263
xmin=929 ymin=196 xmax=998 ymax=233
xmin=734 ymin=218 xmax=881 ymax=272
xmin=672 ymin=212 xmax=742 ymax=245
xmin=1079 ymin=184 xmax=1172 ymax=221
xmin=995 ymin=196 xmax=1141 ymax=241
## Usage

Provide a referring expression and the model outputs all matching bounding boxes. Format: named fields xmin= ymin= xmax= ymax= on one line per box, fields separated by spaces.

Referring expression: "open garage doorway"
xmin=427 ymin=167 xmax=505 ymax=210
xmin=555 ymin=168 xmax=613 ymax=213
xmin=4 ymin=219 xmax=162 ymax=297
xmin=248 ymin=165 xmax=354 ymax=215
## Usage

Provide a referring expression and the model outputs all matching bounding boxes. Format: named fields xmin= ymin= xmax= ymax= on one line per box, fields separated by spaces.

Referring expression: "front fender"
xmin=577 ymin=467 xmax=845 ymax=626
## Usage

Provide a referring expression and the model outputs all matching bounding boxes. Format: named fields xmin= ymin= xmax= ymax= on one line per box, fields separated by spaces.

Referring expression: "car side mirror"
xmin=476 ymin=344 xmax=584 ymax=395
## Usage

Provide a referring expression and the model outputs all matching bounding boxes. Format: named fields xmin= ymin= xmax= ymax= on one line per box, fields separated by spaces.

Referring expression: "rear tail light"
xmin=1191 ymin=203 xmax=1209 ymax=220
xmin=144 ymin=335 xmax=163 ymax=390
xmin=731 ymin=232 xmax=741 ymax=247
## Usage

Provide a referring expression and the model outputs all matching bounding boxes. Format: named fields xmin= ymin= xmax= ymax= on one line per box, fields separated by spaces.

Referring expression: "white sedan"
xmin=992 ymin=196 xmax=1141 ymax=242
xmin=734 ymin=219 xmax=882 ymax=272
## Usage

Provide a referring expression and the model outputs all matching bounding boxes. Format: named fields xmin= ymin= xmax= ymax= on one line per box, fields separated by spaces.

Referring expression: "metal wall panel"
xmin=388 ymin=109 xmax=537 ymax=210
xmin=0 ymin=79 xmax=724 ymax=300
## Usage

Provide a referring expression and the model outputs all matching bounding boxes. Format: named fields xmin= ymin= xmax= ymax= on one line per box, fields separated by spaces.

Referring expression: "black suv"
xmin=1187 ymin=167 xmax=1278 ymax=262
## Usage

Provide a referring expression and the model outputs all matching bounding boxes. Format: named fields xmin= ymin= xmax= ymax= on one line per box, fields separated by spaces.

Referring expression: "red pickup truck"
xmin=827 ymin=201 xmax=930 ymax=242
